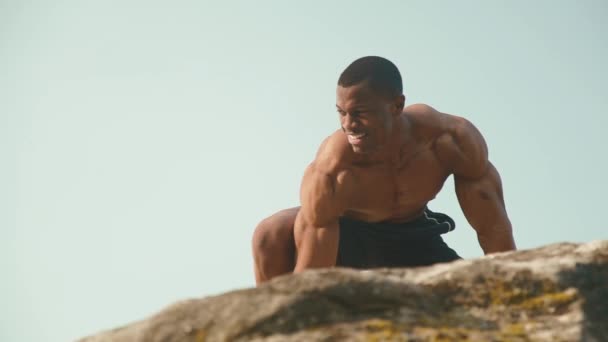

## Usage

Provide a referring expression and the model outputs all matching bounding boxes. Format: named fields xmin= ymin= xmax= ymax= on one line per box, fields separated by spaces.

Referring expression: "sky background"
xmin=2 ymin=1 xmax=607 ymax=341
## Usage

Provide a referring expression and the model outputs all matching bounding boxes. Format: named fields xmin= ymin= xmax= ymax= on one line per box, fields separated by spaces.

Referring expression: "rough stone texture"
xmin=79 ymin=241 xmax=608 ymax=342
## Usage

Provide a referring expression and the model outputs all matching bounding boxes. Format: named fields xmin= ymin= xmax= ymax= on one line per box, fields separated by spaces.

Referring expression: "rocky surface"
xmin=79 ymin=240 xmax=608 ymax=341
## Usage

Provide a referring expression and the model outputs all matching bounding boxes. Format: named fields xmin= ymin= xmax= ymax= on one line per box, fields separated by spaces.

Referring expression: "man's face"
xmin=336 ymin=82 xmax=402 ymax=154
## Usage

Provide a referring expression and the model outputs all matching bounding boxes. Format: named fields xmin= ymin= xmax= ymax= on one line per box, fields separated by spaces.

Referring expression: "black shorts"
xmin=336 ymin=208 xmax=462 ymax=269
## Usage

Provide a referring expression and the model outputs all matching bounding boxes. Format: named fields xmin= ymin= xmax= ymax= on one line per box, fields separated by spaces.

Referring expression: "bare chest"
xmin=345 ymin=148 xmax=450 ymax=222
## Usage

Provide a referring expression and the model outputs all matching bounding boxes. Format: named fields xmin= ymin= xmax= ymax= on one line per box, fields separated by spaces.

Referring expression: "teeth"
xmin=349 ymin=133 xmax=365 ymax=138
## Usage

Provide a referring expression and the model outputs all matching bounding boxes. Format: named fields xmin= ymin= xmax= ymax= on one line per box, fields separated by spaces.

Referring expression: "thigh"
xmin=413 ymin=236 xmax=461 ymax=266
xmin=376 ymin=236 xmax=461 ymax=268
xmin=336 ymin=219 xmax=369 ymax=268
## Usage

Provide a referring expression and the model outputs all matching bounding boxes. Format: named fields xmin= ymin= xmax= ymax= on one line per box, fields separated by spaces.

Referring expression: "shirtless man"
xmin=252 ymin=56 xmax=516 ymax=284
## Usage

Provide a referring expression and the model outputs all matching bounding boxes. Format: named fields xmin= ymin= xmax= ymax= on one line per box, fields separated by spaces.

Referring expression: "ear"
xmin=392 ymin=94 xmax=405 ymax=116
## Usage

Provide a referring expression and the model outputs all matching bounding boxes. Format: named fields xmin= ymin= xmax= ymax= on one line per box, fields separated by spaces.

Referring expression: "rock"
xmin=78 ymin=241 xmax=608 ymax=342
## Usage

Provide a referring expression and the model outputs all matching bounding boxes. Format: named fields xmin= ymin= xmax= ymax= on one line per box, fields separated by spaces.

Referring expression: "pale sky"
xmin=3 ymin=1 xmax=607 ymax=341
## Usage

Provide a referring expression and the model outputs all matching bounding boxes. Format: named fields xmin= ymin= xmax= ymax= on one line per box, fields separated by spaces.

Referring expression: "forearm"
xmin=294 ymin=222 xmax=339 ymax=273
xmin=294 ymin=162 xmax=347 ymax=273
xmin=455 ymin=163 xmax=516 ymax=255
xmin=475 ymin=219 xmax=516 ymax=254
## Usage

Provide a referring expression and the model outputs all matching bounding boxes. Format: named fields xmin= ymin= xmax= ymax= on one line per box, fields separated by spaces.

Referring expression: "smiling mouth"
xmin=346 ymin=132 xmax=367 ymax=145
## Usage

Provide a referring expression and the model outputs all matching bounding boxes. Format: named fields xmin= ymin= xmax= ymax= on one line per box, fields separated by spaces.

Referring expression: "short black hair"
xmin=338 ymin=56 xmax=403 ymax=97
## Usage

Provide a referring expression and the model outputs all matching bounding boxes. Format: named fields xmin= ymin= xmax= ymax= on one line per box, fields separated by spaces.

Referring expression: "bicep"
xmin=298 ymin=163 xmax=347 ymax=228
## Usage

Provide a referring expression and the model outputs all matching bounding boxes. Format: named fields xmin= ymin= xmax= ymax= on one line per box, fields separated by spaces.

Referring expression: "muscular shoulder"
xmin=403 ymin=103 xmax=449 ymax=140
xmin=311 ymin=130 xmax=354 ymax=176
xmin=405 ymin=103 xmax=489 ymax=178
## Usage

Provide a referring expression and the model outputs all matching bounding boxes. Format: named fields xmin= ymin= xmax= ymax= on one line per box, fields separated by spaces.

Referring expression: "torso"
xmin=330 ymin=106 xmax=454 ymax=223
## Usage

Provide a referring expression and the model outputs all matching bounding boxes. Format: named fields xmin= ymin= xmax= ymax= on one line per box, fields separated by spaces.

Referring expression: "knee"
xmin=251 ymin=208 xmax=298 ymax=254
xmin=252 ymin=217 xmax=274 ymax=254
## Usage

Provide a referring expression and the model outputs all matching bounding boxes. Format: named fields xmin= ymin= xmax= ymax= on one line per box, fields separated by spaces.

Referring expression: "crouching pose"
xmin=252 ymin=56 xmax=516 ymax=284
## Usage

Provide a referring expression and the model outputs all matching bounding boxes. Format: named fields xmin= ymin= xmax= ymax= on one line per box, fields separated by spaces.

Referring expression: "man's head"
xmin=336 ymin=56 xmax=405 ymax=154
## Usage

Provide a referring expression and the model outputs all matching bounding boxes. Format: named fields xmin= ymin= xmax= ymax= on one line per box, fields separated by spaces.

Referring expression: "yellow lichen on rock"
xmin=363 ymin=319 xmax=404 ymax=342
xmin=193 ymin=329 xmax=206 ymax=342
xmin=516 ymin=288 xmax=578 ymax=313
